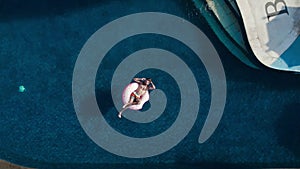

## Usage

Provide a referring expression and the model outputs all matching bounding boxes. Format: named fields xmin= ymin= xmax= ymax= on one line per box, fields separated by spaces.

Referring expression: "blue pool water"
xmin=0 ymin=0 xmax=300 ymax=168
xmin=278 ymin=36 xmax=300 ymax=70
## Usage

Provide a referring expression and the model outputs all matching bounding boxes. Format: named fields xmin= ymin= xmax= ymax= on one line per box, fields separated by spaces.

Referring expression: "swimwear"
xmin=130 ymin=91 xmax=142 ymax=103
xmin=131 ymin=91 xmax=141 ymax=99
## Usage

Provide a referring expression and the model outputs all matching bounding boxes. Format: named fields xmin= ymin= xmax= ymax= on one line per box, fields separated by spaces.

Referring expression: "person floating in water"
xmin=118 ymin=78 xmax=156 ymax=118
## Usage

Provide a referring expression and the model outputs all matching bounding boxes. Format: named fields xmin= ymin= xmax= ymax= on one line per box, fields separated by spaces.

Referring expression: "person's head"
xmin=143 ymin=78 xmax=151 ymax=85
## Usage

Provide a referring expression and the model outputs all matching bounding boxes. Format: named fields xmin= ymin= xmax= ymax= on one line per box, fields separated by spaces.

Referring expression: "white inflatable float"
xmin=122 ymin=82 xmax=149 ymax=110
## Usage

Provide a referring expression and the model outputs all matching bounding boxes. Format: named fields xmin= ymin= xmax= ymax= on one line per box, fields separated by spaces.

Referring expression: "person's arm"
xmin=133 ymin=78 xmax=146 ymax=83
xmin=148 ymin=80 xmax=156 ymax=90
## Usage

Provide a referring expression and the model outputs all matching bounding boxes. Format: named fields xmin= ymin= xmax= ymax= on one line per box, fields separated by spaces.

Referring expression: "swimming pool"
xmin=0 ymin=0 xmax=300 ymax=168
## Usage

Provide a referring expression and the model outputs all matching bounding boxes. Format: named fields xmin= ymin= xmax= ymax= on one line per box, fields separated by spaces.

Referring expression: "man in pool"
xmin=118 ymin=78 xmax=156 ymax=118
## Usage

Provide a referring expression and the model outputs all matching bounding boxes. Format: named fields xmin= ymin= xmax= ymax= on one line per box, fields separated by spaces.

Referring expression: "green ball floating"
xmin=19 ymin=85 xmax=26 ymax=93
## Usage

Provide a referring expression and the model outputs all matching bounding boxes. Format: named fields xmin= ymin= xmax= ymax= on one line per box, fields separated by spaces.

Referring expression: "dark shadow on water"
xmin=275 ymin=102 xmax=300 ymax=158
xmin=140 ymin=101 xmax=151 ymax=112
xmin=0 ymin=0 xmax=107 ymax=21
xmin=224 ymin=58 xmax=300 ymax=91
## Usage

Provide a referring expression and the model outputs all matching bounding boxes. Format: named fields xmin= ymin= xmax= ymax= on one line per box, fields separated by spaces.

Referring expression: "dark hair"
xmin=142 ymin=79 xmax=151 ymax=85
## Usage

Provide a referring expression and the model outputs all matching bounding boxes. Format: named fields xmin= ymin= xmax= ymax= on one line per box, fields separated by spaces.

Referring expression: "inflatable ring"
xmin=122 ymin=82 xmax=149 ymax=110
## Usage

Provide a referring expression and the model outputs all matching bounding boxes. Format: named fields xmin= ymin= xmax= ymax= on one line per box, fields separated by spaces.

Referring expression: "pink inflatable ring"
xmin=122 ymin=82 xmax=149 ymax=110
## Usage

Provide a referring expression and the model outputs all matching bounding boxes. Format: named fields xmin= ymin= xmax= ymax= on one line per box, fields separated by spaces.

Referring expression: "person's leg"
xmin=122 ymin=94 xmax=135 ymax=108
xmin=118 ymin=107 xmax=128 ymax=118
xmin=119 ymin=94 xmax=137 ymax=118
xmin=118 ymin=95 xmax=142 ymax=118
